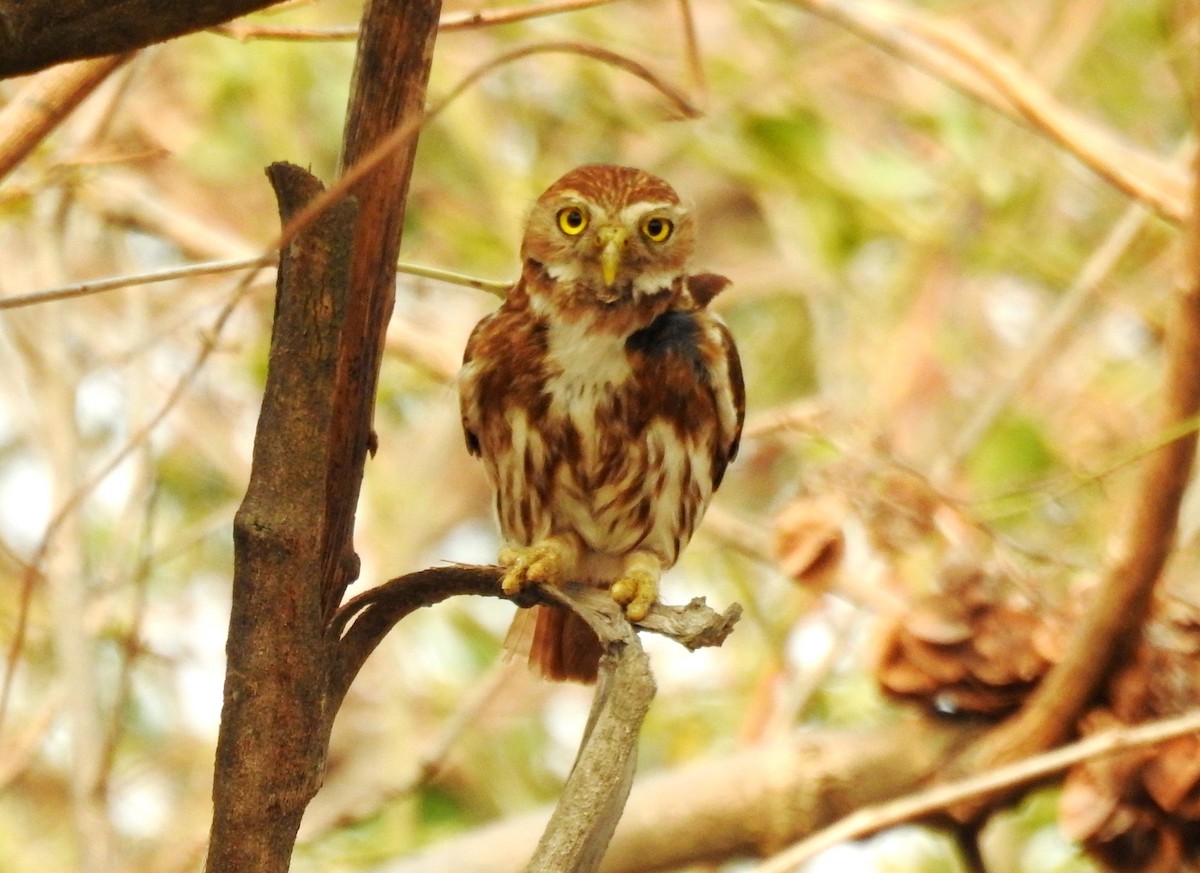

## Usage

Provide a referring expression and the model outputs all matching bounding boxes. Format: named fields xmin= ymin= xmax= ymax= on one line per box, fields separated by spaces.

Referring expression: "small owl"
xmin=459 ymin=164 xmax=744 ymax=682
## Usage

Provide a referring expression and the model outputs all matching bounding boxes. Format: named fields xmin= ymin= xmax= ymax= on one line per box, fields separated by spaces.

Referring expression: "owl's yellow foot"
xmin=610 ymin=552 xmax=662 ymax=621
xmin=499 ymin=540 xmax=572 ymax=595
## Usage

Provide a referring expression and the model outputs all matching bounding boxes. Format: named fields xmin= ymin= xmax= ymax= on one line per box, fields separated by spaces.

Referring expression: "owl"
xmin=459 ymin=164 xmax=744 ymax=682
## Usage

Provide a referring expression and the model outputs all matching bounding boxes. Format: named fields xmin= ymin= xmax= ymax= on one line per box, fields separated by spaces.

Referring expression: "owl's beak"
xmin=596 ymin=226 xmax=628 ymax=287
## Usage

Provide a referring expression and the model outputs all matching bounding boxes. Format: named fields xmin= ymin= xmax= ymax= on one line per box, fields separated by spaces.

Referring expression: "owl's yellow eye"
xmin=641 ymin=216 xmax=674 ymax=243
xmin=557 ymin=206 xmax=588 ymax=235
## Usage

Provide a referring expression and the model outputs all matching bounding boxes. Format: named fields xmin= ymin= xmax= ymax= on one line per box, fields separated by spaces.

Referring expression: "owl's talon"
xmin=610 ymin=570 xmax=658 ymax=622
xmin=500 ymin=543 xmax=565 ymax=595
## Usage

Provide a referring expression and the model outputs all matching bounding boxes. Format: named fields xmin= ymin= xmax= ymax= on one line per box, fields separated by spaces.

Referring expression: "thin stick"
xmin=754 ymin=709 xmax=1200 ymax=873
xmin=675 ymin=0 xmax=707 ymax=98
xmin=212 ymin=0 xmax=618 ymax=41
xmin=0 ymin=257 xmax=507 ymax=310
xmin=0 ymin=256 xmax=270 ymax=310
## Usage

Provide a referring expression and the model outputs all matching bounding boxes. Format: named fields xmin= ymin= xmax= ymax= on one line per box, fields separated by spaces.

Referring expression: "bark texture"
xmin=0 ymin=1 xmax=283 ymax=78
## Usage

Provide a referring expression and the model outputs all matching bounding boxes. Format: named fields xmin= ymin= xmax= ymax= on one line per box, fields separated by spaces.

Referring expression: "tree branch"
xmin=330 ymin=567 xmax=739 ymax=709
xmin=0 ymin=1 xmax=285 ymax=78
xmin=320 ymin=0 xmax=442 ymax=620
xmin=381 ymin=718 xmax=973 ymax=873
xmin=204 ymin=163 xmax=357 ymax=873
xmin=526 ymin=587 xmax=655 ymax=873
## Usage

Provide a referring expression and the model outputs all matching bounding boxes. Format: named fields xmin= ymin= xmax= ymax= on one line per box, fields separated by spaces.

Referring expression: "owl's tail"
xmin=504 ymin=604 xmax=602 ymax=683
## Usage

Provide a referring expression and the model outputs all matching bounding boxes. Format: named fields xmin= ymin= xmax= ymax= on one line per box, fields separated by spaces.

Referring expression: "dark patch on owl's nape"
xmin=465 ymin=428 xmax=481 ymax=457
xmin=626 ymin=310 xmax=705 ymax=374
xmin=687 ymin=273 xmax=732 ymax=308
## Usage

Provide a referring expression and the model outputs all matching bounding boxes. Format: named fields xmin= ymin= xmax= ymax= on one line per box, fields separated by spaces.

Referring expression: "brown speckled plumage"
xmin=459 ymin=165 xmax=744 ymax=682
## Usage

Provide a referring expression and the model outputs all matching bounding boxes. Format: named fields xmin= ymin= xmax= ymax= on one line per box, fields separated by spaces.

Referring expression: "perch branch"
xmin=331 ymin=570 xmax=740 ymax=872
xmin=330 ymin=566 xmax=739 ymax=707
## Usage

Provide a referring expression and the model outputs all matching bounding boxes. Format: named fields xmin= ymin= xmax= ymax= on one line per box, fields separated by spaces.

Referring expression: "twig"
xmin=741 ymin=398 xmax=829 ymax=440
xmin=266 ymin=39 xmax=699 ymax=331
xmin=0 ymin=256 xmax=271 ymax=310
xmin=753 ymin=709 xmax=1200 ymax=873
xmin=675 ymin=0 xmax=707 ymax=99
xmin=0 ymin=257 xmax=505 ymax=310
xmin=212 ymin=0 xmax=618 ymax=40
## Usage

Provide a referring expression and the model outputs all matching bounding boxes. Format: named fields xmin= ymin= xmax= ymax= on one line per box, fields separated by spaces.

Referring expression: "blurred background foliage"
xmin=0 ymin=0 xmax=1193 ymax=871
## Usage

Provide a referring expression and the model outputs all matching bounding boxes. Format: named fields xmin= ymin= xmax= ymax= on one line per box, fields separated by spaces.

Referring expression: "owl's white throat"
xmin=542 ymin=316 xmax=633 ymax=416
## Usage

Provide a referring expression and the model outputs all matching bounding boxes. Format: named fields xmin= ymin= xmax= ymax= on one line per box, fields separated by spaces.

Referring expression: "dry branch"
xmin=0 ymin=1 xmax=283 ymax=78
xmin=319 ymin=0 xmax=442 ymax=619
xmin=212 ymin=0 xmax=618 ymax=41
xmin=205 ymin=163 xmax=357 ymax=873
xmin=757 ymin=710 xmax=1200 ymax=872
xmin=382 ymin=718 xmax=971 ymax=873
xmin=0 ymin=55 xmax=131 ymax=181
xmin=331 ymin=574 xmax=739 ymax=872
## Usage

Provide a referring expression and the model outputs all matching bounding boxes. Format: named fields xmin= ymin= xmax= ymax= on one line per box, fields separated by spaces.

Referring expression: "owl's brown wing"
xmin=459 ymin=292 xmax=551 ymax=464
xmin=712 ymin=316 xmax=745 ymax=490
xmin=623 ymin=303 xmax=744 ymax=493
xmin=458 ymin=312 xmax=493 ymax=458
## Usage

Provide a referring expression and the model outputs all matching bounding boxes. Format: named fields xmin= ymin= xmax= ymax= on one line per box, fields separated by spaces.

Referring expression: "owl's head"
xmin=520 ymin=164 xmax=695 ymax=305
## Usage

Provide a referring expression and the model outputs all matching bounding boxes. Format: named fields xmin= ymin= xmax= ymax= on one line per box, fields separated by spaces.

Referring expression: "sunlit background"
xmin=0 ymin=1 xmax=1192 ymax=871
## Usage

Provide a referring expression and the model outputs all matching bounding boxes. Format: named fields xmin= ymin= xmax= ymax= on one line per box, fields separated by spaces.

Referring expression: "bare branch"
xmin=382 ymin=719 xmax=972 ymax=873
xmin=0 ymin=1 xmax=284 ymax=78
xmin=0 ymin=55 xmax=131 ymax=180
xmin=331 ymin=566 xmax=739 ymax=704
xmin=211 ymin=0 xmax=618 ymax=41
xmin=0 ymin=257 xmax=271 ymax=310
